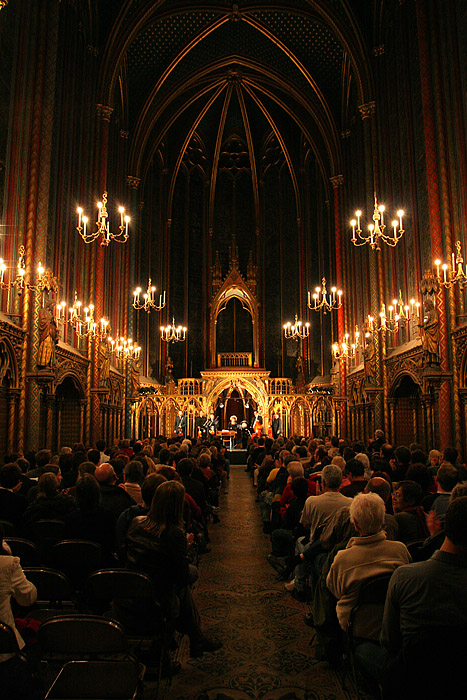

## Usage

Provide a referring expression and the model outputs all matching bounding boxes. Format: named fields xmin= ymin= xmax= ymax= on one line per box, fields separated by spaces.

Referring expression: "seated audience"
xmin=23 ymin=472 xmax=75 ymax=529
xmin=340 ymin=458 xmax=367 ymax=497
xmin=326 ymin=492 xmax=411 ymax=638
xmin=0 ymin=463 xmax=28 ymax=528
xmin=125 ymin=480 xmax=221 ymax=658
xmin=391 ymin=480 xmax=429 ymax=543
xmin=120 ymin=460 xmax=144 ymax=506
xmin=94 ymin=463 xmax=135 ymax=520
xmin=0 ymin=525 xmax=38 ymax=699
xmin=356 ymin=496 xmax=467 ymax=700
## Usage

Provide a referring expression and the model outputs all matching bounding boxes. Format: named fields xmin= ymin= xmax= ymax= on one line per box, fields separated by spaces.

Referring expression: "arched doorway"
xmin=55 ymin=376 xmax=83 ymax=449
xmin=392 ymin=374 xmax=423 ymax=447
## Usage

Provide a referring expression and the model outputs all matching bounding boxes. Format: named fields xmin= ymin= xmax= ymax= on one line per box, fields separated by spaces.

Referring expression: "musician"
xmin=241 ymin=421 xmax=251 ymax=449
xmin=195 ymin=411 xmax=208 ymax=439
xmin=271 ymin=412 xmax=282 ymax=439
xmin=229 ymin=415 xmax=238 ymax=431
xmin=251 ymin=409 xmax=263 ymax=436
xmin=173 ymin=409 xmax=186 ymax=438
xmin=205 ymin=412 xmax=218 ymax=436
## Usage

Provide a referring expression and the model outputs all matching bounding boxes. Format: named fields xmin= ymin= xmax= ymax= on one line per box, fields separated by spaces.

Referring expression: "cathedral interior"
xmin=0 ymin=0 xmax=466 ymax=459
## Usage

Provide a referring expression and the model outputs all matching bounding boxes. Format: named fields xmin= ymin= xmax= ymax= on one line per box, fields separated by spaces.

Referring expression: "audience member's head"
xmin=96 ymin=439 xmax=106 ymax=453
xmin=428 ymin=449 xmax=442 ymax=467
xmin=287 ymin=461 xmax=304 ymax=479
xmin=443 ymin=446 xmax=458 ymax=466
xmin=75 ymin=474 xmax=101 ymax=512
xmin=124 ymin=460 xmax=144 ymax=484
xmin=0 ymin=463 xmax=22 ymax=490
xmin=331 ymin=455 xmax=346 ymax=473
xmin=176 ymin=458 xmax=194 ymax=478
xmin=87 ymin=449 xmax=101 ymax=466
xmin=94 ymin=463 xmax=117 ymax=486
xmin=392 ymin=479 xmax=423 ymax=512
xmin=365 ymin=476 xmax=392 ymax=504
xmin=141 ymin=473 xmax=167 ymax=509
xmin=405 ymin=463 xmax=433 ymax=494
xmin=444 ymin=496 xmax=467 ymax=550
xmin=410 ymin=448 xmax=427 ymax=465
xmin=77 ymin=461 xmax=97 ymax=478
xmin=290 ymin=477 xmax=309 ymax=500
xmin=346 ymin=458 xmax=365 ymax=480
xmin=35 ymin=449 xmax=52 ymax=471
xmin=37 ymin=472 xmax=59 ymax=498
xmin=350 ymin=492 xmax=385 ymax=536
xmin=321 ymin=464 xmax=343 ymax=491
xmin=437 ymin=463 xmax=459 ymax=493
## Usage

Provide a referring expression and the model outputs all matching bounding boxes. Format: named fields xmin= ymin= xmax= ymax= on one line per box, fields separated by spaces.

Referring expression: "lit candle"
xmin=351 ymin=219 xmax=356 ymax=241
xmin=452 ymin=252 xmax=456 ymax=272
xmin=82 ymin=216 xmax=88 ymax=238
xmin=125 ymin=215 xmax=130 ymax=236
xmin=0 ymin=259 xmax=5 ymax=284
xmin=435 ymin=259 xmax=441 ymax=278
xmin=356 ymin=210 xmax=362 ymax=230
xmin=397 ymin=209 xmax=404 ymax=231
xmin=442 ymin=263 xmax=448 ymax=284
xmin=392 ymin=220 xmax=398 ymax=239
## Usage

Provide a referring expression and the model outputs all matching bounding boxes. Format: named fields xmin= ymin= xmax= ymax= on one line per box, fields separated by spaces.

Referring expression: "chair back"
xmin=38 ymin=615 xmax=128 ymax=656
xmin=348 ymin=573 xmax=392 ymax=641
xmin=0 ymin=519 xmax=16 ymax=536
xmin=405 ymin=539 xmax=425 ymax=562
xmin=23 ymin=567 xmax=74 ymax=607
xmin=45 ymin=660 xmax=140 ymax=699
xmin=52 ymin=540 xmax=102 ymax=586
xmin=28 ymin=519 xmax=66 ymax=563
xmin=86 ymin=569 xmax=163 ymax=635
xmin=5 ymin=537 xmax=41 ymax=566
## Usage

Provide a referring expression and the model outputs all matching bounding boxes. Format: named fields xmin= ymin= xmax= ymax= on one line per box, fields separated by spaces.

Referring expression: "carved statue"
xmin=37 ymin=301 xmax=58 ymax=368
xmin=295 ymin=354 xmax=305 ymax=392
xmin=98 ymin=339 xmax=110 ymax=387
xmin=363 ymin=338 xmax=376 ymax=385
xmin=420 ymin=297 xmax=441 ymax=366
xmin=165 ymin=355 xmax=174 ymax=383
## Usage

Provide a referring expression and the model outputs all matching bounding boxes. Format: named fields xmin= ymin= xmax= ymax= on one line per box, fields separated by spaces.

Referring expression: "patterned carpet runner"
xmin=164 ymin=465 xmax=355 ymax=700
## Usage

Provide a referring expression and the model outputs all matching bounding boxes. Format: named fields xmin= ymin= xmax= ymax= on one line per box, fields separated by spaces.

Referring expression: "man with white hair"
xmin=326 ymin=492 xmax=410 ymax=638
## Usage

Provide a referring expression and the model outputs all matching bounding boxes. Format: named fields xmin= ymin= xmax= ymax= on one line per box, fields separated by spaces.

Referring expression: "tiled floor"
xmin=161 ymin=465 xmax=356 ymax=700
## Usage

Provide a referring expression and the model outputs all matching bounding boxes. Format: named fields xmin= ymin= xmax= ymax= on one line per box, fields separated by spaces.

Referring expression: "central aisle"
xmin=166 ymin=465 xmax=352 ymax=700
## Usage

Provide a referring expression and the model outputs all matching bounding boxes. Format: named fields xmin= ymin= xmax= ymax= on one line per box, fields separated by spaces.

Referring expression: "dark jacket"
xmin=98 ymin=483 xmax=136 ymax=520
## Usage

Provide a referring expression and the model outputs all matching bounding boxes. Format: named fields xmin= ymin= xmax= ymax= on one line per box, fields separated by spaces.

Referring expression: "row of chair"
xmin=0 ymin=616 xmax=143 ymax=699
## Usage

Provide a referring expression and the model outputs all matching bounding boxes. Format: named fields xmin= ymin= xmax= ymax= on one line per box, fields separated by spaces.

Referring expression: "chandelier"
xmin=435 ymin=241 xmax=467 ymax=289
xmin=108 ymin=336 xmax=141 ymax=362
xmin=0 ymin=245 xmax=47 ymax=292
xmin=351 ymin=195 xmax=405 ymax=250
xmin=283 ymin=315 xmax=310 ymax=340
xmin=367 ymin=292 xmax=419 ymax=334
xmin=332 ymin=326 xmax=360 ymax=359
xmin=160 ymin=318 xmax=187 ymax=343
xmin=58 ymin=291 xmax=109 ymax=339
xmin=308 ymin=278 xmax=342 ymax=313
xmin=133 ymin=279 xmax=166 ymax=312
xmin=77 ymin=192 xmax=130 ymax=246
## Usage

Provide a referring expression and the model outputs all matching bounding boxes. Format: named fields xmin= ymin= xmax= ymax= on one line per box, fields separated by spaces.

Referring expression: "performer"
xmin=173 ymin=409 xmax=187 ymax=438
xmin=195 ymin=410 xmax=208 ymax=439
xmin=251 ymin=409 xmax=263 ymax=437
xmin=241 ymin=420 xmax=251 ymax=449
xmin=271 ymin=412 xmax=282 ymax=439
xmin=205 ymin=412 xmax=218 ymax=436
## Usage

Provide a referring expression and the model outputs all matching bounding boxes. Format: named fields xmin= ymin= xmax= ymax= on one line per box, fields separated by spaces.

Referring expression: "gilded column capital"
xmin=126 ymin=175 xmax=141 ymax=189
xmin=120 ymin=130 xmax=129 ymax=139
xmin=358 ymin=101 xmax=376 ymax=119
xmin=330 ymin=174 xmax=344 ymax=189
